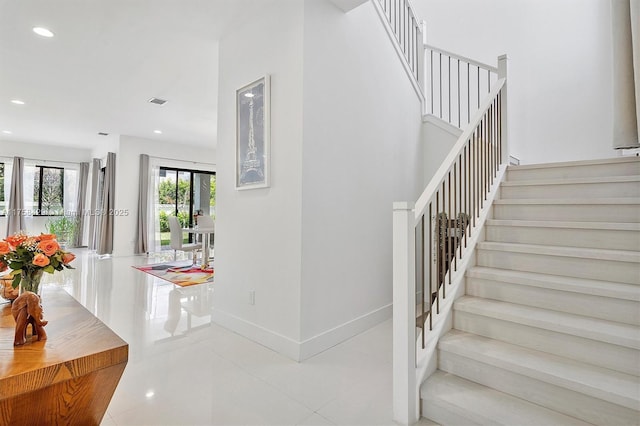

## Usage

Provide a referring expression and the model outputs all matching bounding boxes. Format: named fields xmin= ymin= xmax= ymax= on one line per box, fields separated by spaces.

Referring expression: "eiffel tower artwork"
xmin=236 ymin=76 xmax=269 ymax=189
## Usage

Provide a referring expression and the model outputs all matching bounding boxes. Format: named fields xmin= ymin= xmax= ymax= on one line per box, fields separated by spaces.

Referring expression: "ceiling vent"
xmin=97 ymin=132 xmax=109 ymax=136
xmin=148 ymin=97 xmax=168 ymax=106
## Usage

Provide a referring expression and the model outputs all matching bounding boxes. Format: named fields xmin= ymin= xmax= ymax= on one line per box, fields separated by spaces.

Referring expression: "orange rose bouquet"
xmin=0 ymin=232 xmax=75 ymax=294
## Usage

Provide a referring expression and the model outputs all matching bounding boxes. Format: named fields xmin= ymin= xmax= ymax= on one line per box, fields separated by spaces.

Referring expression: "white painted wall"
xmin=0 ymin=140 xmax=91 ymax=238
xmin=299 ymin=0 xmax=423 ymax=350
xmin=413 ymin=0 xmax=615 ymax=164
xmin=422 ymin=116 xmax=462 ymax=184
xmin=90 ymin=137 xmax=120 ymax=162
xmin=1 ymin=140 xmax=91 ymax=163
xmin=112 ymin=135 xmax=216 ymax=256
xmin=214 ymin=0 xmax=425 ymax=359
xmin=214 ymin=0 xmax=305 ymax=357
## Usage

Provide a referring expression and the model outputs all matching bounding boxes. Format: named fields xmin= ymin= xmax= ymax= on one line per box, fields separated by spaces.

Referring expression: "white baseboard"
xmin=212 ymin=304 xmax=392 ymax=362
xmin=299 ymin=303 xmax=392 ymax=360
xmin=211 ymin=310 xmax=301 ymax=361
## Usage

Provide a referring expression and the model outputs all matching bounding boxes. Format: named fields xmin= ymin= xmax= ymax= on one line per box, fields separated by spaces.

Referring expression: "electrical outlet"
xmin=249 ymin=290 xmax=255 ymax=305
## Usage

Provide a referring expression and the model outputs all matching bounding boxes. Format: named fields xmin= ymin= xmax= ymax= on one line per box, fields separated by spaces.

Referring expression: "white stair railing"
xmin=372 ymin=0 xmax=503 ymax=129
xmin=371 ymin=1 xmax=511 ymax=422
xmin=372 ymin=0 xmax=425 ymax=101
xmin=393 ymin=55 xmax=509 ymax=425
xmin=425 ymin=45 xmax=499 ymax=128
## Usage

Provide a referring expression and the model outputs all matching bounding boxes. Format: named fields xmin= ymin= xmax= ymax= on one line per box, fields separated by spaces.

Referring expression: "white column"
xmin=393 ymin=201 xmax=418 ymax=425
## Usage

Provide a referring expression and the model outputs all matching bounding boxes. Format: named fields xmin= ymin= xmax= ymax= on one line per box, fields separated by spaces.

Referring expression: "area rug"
xmin=133 ymin=261 xmax=214 ymax=287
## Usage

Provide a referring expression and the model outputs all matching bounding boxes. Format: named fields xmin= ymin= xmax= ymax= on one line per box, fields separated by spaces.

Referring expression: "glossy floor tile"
xmin=35 ymin=249 xmax=437 ymax=425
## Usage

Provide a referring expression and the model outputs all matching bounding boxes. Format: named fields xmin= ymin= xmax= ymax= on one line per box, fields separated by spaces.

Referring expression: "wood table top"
xmin=0 ymin=286 xmax=128 ymax=400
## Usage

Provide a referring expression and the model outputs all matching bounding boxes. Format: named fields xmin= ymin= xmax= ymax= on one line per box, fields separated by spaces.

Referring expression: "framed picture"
xmin=236 ymin=75 xmax=270 ymax=190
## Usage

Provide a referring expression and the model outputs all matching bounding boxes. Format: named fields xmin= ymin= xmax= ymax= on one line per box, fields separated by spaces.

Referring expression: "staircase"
xmin=420 ymin=156 xmax=640 ymax=425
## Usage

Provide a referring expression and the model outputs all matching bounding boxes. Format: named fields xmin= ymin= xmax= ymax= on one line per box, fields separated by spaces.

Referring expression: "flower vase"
xmin=19 ymin=269 xmax=44 ymax=297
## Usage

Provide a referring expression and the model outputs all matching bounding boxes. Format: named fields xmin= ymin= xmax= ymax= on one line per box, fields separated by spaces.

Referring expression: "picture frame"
xmin=236 ymin=75 xmax=270 ymax=190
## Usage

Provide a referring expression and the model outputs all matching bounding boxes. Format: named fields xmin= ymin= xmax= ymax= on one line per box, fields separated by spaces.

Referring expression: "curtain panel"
xmin=612 ymin=0 xmax=640 ymax=148
xmin=135 ymin=154 xmax=150 ymax=254
xmin=6 ymin=156 xmax=25 ymax=236
xmin=88 ymin=158 xmax=101 ymax=250
xmin=97 ymin=152 xmax=116 ymax=255
xmin=74 ymin=162 xmax=89 ymax=247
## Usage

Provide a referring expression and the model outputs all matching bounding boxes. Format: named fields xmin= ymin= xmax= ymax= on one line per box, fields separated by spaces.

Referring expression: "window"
xmin=33 ymin=166 xmax=64 ymax=216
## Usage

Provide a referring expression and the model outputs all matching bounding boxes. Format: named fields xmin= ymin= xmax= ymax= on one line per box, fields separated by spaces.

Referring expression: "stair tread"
xmin=476 ymin=241 xmax=640 ymax=263
xmin=421 ymin=371 xmax=592 ymax=426
xmin=508 ymin=156 xmax=640 ymax=170
xmin=494 ymin=197 xmax=640 ymax=205
xmin=421 ymin=157 xmax=640 ymax=421
xmin=454 ymin=296 xmax=640 ymax=349
xmin=467 ymin=267 xmax=640 ymax=301
xmin=439 ymin=330 xmax=640 ymax=409
xmin=485 ymin=219 xmax=640 ymax=231
xmin=502 ymin=175 xmax=640 ymax=186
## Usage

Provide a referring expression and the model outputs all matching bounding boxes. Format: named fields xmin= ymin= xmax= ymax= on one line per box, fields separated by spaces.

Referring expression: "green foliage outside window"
xmin=158 ymin=178 xmax=190 ymax=209
xmin=34 ymin=166 xmax=64 ymax=215
xmin=159 ymin=210 xmax=190 ymax=233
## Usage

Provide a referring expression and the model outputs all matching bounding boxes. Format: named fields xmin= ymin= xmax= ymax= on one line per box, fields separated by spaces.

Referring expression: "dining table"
xmin=183 ymin=227 xmax=214 ymax=269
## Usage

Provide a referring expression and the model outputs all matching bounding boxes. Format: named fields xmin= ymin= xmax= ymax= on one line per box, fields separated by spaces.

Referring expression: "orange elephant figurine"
xmin=11 ymin=291 xmax=48 ymax=346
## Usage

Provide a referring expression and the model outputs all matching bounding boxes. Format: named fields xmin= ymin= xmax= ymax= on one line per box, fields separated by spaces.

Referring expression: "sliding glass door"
xmin=158 ymin=167 xmax=215 ymax=248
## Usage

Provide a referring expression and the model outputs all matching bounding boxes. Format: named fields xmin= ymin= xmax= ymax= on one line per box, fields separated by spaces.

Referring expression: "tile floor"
xmin=33 ymin=248 xmax=437 ymax=426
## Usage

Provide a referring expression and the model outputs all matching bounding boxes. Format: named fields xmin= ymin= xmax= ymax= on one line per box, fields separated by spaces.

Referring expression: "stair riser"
xmin=466 ymin=278 xmax=640 ymax=325
xmin=421 ymin=400 xmax=484 ymax=426
xmin=453 ymin=311 xmax=640 ymax=375
xmin=476 ymin=249 xmax=640 ymax=285
xmin=485 ymin=225 xmax=640 ymax=251
xmin=501 ymin=181 xmax=640 ymax=200
xmin=438 ymin=351 xmax=640 ymax=425
xmin=507 ymin=161 xmax=640 ymax=181
xmin=493 ymin=203 xmax=640 ymax=222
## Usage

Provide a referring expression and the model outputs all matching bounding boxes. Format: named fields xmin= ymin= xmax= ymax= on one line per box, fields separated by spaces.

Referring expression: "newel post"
xmin=393 ymin=202 xmax=418 ymax=425
xmin=498 ymin=54 xmax=509 ymax=165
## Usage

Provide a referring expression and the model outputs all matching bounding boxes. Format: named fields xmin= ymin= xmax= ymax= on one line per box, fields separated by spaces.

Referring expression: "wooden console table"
xmin=0 ymin=286 xmax=128 ymax=425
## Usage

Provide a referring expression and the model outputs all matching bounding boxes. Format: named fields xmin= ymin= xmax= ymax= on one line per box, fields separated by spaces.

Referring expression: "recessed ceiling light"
xmin=2 ymin=130 xmax=12 ymax=134
xmin=244 ymin=93 xmax=254 ymax=98
xmin=33 ymin=27 xmax=54 ymax=37
xmin=11 ymin=99 xmax=25 ymax=105
xmin=154 ymin=130 xmax=162 ymax=134
xmin=97 ymin=132 xmax=109 ymax=136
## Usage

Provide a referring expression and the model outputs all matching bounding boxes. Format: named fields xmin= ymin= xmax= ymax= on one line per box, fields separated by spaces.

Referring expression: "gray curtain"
xmin=97 ymin=152 xmax=116 ymax=255
xmin=612 ymin=0 xmax=640 ymax=148
xmin=88 ymin=158 xmax=101 ymax=250
xmin=6 ymin=156 xmax=25 ymax=236
xmin=135 ymin=154 xmax=150 ymax=254
xmin=74 ymin=162 xmax=90 ymax=247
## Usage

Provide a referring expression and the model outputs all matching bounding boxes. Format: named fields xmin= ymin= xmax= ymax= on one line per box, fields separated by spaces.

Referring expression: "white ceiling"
xmin=0 ymin=0 xmax=270 ymax=150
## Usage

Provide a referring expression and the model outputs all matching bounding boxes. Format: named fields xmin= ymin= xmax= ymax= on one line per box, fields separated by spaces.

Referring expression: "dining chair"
xmin=195 ymin=215 xmax=215 ymax=259
xmin=168 ymin=216 xmax=201 ymax=264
